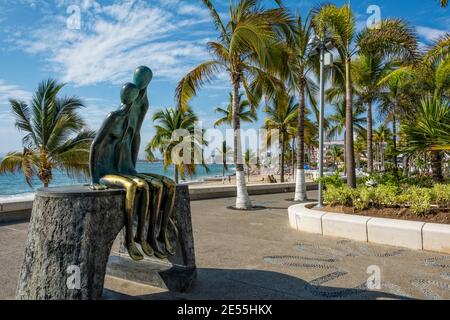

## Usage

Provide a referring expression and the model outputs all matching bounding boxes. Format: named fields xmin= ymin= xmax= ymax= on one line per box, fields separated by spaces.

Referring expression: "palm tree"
xmin=313 ymin=4 xmax=418 ymax=187
xmin=327 ymin=145 xmax=343 ymax=170
xmin=244 ymin=149 xmax=258 ymax=183
xmin=214 ymin=93 xmax=256 ymax=127
xmin=352 ymin=54 xmax=395 ymax=172
xmin=401 ymin=96 xmax=450 ymax=182
xmin=373 ymin=124 xmax=391 ymax=171
xmin=147 ymin=107 xmax=208 ymax=184
xmin=264 ymin=91 xmax=298 ymax=183
xmin=217 ymin=141 xmax=232 ymax=184
xmin=0 ymin=79 xmax=95 ymax=187
xmin=378 ymin=67 xmax=416 ymax=162
xmin=283 ymin=11 xmax=318 ymax=201
xmin=327 ymin=100 xmax=366 ymax=143
xmin=176 ymin=0 xmax=290 ymax=209
xmin=354 ymin=134 xmax=366 ymax=171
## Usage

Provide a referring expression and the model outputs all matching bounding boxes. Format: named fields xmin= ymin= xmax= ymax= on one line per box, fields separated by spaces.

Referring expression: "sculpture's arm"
xmin=89 ymin=113 xmax=116 ymax=185
xmin=131 ymin=132 xmax=140 ymax=170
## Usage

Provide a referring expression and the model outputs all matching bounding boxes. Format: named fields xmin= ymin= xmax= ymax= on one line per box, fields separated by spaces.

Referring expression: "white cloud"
xmin=416 ymin=26 xmax=448 ymax=42
xmin=0 ymin=80 xmax=32 ymax=106
xmin=11 ymin=0 xmax=212 ymax=86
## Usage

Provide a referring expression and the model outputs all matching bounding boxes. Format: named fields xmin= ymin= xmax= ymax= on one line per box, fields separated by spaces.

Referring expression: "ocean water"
xmin=0 ymin=162 xmax=233 ymax=198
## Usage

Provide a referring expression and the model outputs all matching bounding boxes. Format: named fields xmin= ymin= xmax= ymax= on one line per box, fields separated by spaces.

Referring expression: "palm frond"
xmin=176 ymin=60 xmax=223 ymax=111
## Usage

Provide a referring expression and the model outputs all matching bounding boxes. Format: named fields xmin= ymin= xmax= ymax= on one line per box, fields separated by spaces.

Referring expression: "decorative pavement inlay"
xmin=263 ymin=238 xmax=450 ymax=299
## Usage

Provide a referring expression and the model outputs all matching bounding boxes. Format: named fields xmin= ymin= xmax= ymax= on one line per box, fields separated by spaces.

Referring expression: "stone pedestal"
xmin=107 ymin=185 xmax=197 ymax=293
xmin=16 ymin=184 xmax=196 ymax=300
xmin=16 ymin=186 xmax=126 ymax=300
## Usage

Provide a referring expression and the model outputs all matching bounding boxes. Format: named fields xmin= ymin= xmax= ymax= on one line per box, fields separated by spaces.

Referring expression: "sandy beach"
xmin=184 ymin=173 xmax=309 ymax=187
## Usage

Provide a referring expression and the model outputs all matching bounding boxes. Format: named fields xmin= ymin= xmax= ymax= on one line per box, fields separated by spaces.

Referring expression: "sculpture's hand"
xmin=90 ymin=183 xmax=109 ymax=191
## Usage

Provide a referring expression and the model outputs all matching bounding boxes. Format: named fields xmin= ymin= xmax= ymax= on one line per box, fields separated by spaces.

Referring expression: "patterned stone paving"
xmin=1 ymin=191 xmax=450 ymax=300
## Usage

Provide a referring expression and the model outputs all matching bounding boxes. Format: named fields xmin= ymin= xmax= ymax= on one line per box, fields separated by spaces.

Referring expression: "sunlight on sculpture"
xmin=90 ymin=66 xmax=177 ymax=261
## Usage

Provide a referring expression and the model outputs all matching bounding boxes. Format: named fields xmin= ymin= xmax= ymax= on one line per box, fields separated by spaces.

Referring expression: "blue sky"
xmin=0 ymin=0 xmax=448 ymax=158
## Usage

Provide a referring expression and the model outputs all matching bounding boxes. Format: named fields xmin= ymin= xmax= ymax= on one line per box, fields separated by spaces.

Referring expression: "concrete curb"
xmin=0 ymin=197 xmax=34 ymax=224
xmin=289 ymin=203 xmax=450 ymax=254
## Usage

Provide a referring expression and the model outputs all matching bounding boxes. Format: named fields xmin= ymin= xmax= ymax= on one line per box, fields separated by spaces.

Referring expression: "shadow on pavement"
xmin=104 ymin=268 xmax=412 ymax=300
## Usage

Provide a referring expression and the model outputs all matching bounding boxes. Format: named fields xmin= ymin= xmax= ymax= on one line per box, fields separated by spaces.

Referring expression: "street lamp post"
xmin=312 ymin=36 xmax=333 ymax=208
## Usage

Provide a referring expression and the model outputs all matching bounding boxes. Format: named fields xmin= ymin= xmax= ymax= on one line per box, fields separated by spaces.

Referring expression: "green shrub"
xmin=319 ymin=172 xmax=344 ymax=188
xmin=323 ymin=185 xmax=354 ymax=206
xmin=323 ymin=179 xmax=447 ymax=216
xmin=430 ymin=184 xmax=450 ymax=208
xmin=373 ymin=185 xmax=399 ymax=207
xmin=352 ymin=187 xmax=375 ymax=210
xmin=406 ymin=186 xmax=432 ymax=216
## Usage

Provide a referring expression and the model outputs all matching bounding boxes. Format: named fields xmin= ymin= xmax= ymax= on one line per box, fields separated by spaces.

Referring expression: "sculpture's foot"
xmin=148 ymin=239 xmax=167 ymax=259
xmin=162 ymin=235 xmax=176 ymax=256
xmin=90 ymin=183 xmax=108 ymax=191
xmin=135 ymin=238 xmax=154 ymax=257
xmin=153 ymin=249 xmax=168 ymax=259
xmin=127 ymin=242 xmax=144 ymax=261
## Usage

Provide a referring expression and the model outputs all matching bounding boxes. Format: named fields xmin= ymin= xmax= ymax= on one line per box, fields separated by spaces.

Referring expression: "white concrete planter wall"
xmin=289 ymin=203 xmax=450 ymax=254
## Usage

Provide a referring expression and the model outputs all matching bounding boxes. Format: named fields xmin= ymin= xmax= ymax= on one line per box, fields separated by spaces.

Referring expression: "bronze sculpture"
xmin=90 ymin=66 xmax=177 ymax=261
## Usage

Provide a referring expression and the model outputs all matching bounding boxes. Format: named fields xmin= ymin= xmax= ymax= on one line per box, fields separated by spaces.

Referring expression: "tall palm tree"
xmin=283 ymin=11 xmax=318 ymax=201
xmin=264 ymin=91 xmax=298 ymax=183
xmin=214 ymin=93 xmax=256 ymax=127
xmin=401 ymin=96 xmax=450 ymax=182
xmin=313 ymin=4 xmax=417 ymax=187
xmin=0 ymin=79 xmax=95 ymax=187
xmin=378 ymin=67 xmax=416 ymax=159
xmin=176 ymin=0 xmax=290 ymax=209
xmin=147 ymin=107 xmax=208 ymax=184
xmin=352 ymin=54 xmax=395 ymax=172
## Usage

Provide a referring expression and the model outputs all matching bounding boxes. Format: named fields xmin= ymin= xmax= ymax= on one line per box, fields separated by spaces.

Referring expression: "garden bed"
xmin=322 ymin=205 xmax=450 ymax=225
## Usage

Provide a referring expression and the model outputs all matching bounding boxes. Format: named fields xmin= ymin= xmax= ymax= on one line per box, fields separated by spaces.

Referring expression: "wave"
xmin=0 ymin=192 xmax=35 ymax=203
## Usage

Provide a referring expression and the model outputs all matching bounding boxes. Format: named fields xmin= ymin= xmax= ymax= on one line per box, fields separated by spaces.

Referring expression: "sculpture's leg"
xmin=100 ymin=175 xmax=143 ymax=261
xmin=140 ymin=176 xmax=167 ymax=259
xmin=125 ymin=176 xmax=154 ymax=257
xmin=139 ymin=174 xmax=177 ymax=256
xmin=158 ymin=178 xmax=177 ymax=256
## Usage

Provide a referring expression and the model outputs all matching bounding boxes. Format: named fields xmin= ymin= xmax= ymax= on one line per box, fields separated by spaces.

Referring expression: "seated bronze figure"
xmin=89 ymin=66 xmax=177 ymax=261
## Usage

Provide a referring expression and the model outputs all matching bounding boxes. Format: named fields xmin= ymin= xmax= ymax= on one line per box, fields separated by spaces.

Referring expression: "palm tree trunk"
xmin=367 ymin=101 xmax=373 ymax=173
xmin=232 ymin=72 xmax=252 ymax=209
xmin=295 ymin=84 xmax=307 ymax=201
xmin=356 ymin=152 xmax=361 ymax=171
xmin=174 ymin=165 xmax=179 ymax=184
xmin=392 ymin=111 xmax=398 ymax=170
xmin=431 ymin=151 xmax=444 ymax=183
xmin=222 ymin=161 xmax=226 ymax=184
xmin=345 ymin=57 xmax=356 ymax=187
xmin=281 ymin=134 xmax=285 ymax=183
xmin=292 ymin=138 xmax=296 ymax=182
xmin=343 ymin=132 xmax=347 ymax=174
xmin=403 ymin=155 xmax=409 ymax=177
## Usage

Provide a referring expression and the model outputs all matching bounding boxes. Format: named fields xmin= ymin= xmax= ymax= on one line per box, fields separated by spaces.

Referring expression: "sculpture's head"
xmin=133 ymin=66 xmax=153 ymax=90
xmin=120 ymin=83 xmax=139 ymax=105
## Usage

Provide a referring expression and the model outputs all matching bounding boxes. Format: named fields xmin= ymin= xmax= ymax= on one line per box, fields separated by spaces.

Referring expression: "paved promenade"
xmin=1 ymin=191 xmax=450 ymax=300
